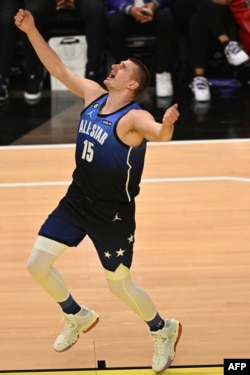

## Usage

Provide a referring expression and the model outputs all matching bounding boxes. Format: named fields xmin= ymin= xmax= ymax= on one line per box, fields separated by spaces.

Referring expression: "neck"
xmin=101 ymin=91 xmax=133 ymax=114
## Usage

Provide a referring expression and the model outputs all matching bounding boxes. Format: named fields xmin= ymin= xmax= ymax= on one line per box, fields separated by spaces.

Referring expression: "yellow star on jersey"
xmin=128 ymin=234 xmax=134 ymax=243
xmin=116 ymin=248 xmax=125 ymax=257
xmin=104 ymin=251 xmax=112 ymax=259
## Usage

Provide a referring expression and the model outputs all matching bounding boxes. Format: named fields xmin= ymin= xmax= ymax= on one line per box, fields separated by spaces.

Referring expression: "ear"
xmin=127 ymin=80 xmax=139 ymax=91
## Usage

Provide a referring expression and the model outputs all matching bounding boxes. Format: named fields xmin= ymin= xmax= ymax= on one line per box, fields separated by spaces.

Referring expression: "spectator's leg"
xmin=0 ymin=0 xmax=20 ymax=82
xmin=75 ymin=0 xmax=106 ymax=83
xmin=188 ymin=0 xmax=228 ymax=40
xmin=190 ymin=13 xmax=210 ymax=75
xmin=23 ymin=0 xmax=55 ymax=79
xmin=106 ymin=12 xmax=135 ymax=63
xmin=153 ymin=9 xmax=175 ymax=74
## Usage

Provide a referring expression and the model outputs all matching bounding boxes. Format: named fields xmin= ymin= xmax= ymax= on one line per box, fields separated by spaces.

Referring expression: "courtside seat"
xmin=45 ymin=9 xmax=85 ymax=39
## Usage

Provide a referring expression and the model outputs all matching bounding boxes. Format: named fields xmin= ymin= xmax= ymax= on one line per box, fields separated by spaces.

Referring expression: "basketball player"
xmin=15 ymin=9 xmax=182 ymax=373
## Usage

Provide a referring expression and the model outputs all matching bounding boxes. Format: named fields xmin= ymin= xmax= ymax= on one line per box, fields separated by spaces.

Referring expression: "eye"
xmin=121 ymin=62 xmax=126 ymax=70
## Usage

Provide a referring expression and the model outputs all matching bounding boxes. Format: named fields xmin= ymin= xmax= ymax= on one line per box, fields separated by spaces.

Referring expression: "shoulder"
xmin=125 ymin=107 xmax=154 ymax=123
xmin=118 ymin=107 xmax=154 ymax=133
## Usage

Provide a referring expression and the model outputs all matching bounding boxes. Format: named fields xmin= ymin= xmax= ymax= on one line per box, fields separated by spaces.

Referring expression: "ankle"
xmin=147 ymin=314 xmax=165 ymax=331
xmin=218 ymin=34 xmax=229 ymax=44
xmin=58 ymin=294 xmax=81 ymax=314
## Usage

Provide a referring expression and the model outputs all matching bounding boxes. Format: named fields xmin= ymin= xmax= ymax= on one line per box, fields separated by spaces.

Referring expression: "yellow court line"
xmin=0 ymin=366 xmax=223 ymax=375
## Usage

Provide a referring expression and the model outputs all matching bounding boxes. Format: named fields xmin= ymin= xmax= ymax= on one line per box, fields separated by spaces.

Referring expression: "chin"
xmin=104 ymin=78 xmax=111 ymax=85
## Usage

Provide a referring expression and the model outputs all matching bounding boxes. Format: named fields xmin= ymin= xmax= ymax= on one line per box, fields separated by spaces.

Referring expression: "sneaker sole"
xmin=155 ymin=321 xmax=182 ymax=374
xmin=82 ymin=311 xmax=99 ymax=333
xmin=227 ymin=54 xmax=249 ymax=66
xmin=54 ymin=312 xmax=99 ymax=352
xmin=24 ymin=91 xmax=42 ymax=100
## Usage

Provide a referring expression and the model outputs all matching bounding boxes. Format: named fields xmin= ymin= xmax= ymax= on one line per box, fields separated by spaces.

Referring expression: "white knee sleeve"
xmin=105 ymin=265 xmax=157 ymax=321
xmin=27 ymin=236 xmax=70 ymax=302
xmin=33 ymin=235 xmax=68 ymax=256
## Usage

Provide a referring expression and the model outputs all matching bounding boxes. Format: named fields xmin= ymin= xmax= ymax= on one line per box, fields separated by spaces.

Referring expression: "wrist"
xmin=151 ymin=0 xmax=159 ymax=9
xmin=124 ymin=4 xmax=133 ymax=14
xmin=27 ymin=26 xmax=39 ymax=41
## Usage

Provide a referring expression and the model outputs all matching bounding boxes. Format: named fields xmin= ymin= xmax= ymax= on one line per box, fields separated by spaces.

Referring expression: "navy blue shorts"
xmin=38 ymin=182 xmax=135 ymax=272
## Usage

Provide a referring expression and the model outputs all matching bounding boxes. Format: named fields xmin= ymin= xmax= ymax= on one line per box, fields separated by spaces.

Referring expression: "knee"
xmin=26 ymin=251 xmax=50 ymax=282
xmin=106 ymin=274 xmax=134 ymax=297
xmin=104 ymin=265 xmax=132 ymax=296
xmin=26 ymin=256 xmax=42 ymax=280
xmin=106 ymin=279 xmax=122 ymax=296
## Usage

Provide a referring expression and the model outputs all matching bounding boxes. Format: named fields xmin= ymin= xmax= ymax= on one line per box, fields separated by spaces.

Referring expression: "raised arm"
xmin=14 ymin=9 xmax=106 ymax=101
xmin=133 ymin=103 xmax=179 ymax=142
xmin=117 ymin=103 xmax=179 ymax=147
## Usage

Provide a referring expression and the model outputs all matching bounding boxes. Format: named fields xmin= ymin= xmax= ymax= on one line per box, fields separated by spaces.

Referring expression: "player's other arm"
xmin=14 ymin=9 xmax=105 ymax=100
xmin=133 ymin=103 xmax=179 ymax=142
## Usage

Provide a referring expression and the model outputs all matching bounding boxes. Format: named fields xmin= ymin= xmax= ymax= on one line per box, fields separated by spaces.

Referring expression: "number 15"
xmin=81 ymin=139 xmax=94 ymax=162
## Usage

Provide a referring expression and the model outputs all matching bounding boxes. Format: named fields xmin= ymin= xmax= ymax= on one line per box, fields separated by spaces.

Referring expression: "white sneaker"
xmin=53 ymin=307 xmax=99 ymax=352
xmin=155 ymin=72 xmax=173 ymax=97
xmin=24 ymin=74 xmax=43 ymax=101
xmin=224 ymin=41 xmax=249 ymax=66
xmin=150 ymin=319 xmax=182 ymax=373
xmin=190 ymin=76 xmax=211 ymax=102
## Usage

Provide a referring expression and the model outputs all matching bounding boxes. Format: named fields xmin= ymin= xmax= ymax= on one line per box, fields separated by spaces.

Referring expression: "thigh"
xmin=87 ymin=199 xmax=136 ymax=272
xmin=38 ymin=202 xmax=87 ymax=247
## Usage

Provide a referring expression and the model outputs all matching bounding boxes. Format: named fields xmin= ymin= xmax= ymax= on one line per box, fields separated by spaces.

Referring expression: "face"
xmin=104 ymin=60 xmax=138 ymax=91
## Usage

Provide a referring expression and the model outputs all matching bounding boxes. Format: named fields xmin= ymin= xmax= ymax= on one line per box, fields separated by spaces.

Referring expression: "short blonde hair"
xmin=128 ymin=57 xmax=151 ymax=96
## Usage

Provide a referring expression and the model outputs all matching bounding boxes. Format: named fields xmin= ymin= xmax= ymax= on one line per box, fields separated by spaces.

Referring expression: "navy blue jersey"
xmin=72 ymin=93 xmax=147 ymax=202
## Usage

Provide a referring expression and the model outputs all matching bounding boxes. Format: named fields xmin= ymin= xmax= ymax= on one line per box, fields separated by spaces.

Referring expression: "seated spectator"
xmin=0 ymin=0 xmax=54 ymax=103
xmin=103 ymin=0 xmax=175 ymax=97
xmin=229 ymin=0 xmax=250 ymax=58
xmin=172 ymin=0 xmax=249 ymax=102
xmin=55 ymin=0 xmax=106 ymax=84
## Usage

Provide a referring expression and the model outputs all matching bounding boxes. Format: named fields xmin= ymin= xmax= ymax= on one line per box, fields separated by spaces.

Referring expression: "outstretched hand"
xmin=14 ymin=9 xmax=35 ymax=34
xmin=162 ymin=104 xmax=180 ymax=125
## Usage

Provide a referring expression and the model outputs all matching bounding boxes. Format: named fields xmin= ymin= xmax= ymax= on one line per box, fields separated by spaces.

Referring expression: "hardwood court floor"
xmin=0 ymin=367 xmax=224 ymax=375
xmin=0 ymin=140 xmax=250 ymax=372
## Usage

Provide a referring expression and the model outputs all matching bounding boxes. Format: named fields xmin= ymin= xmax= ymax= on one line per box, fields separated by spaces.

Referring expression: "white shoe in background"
xmin=224 ymin=41 xmax=249 ymax=66
xmin=190 ymin=76 xmax=211 ymax=102
xmin=155 ymin=72 xmax=173 ymax=97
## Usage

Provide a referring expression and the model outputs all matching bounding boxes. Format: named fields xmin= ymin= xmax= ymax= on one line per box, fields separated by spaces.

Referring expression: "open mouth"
xmin=107 ymin=71 xmax=116 ymax=79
